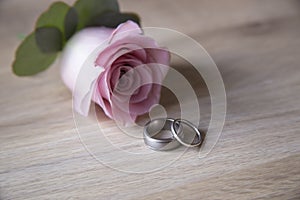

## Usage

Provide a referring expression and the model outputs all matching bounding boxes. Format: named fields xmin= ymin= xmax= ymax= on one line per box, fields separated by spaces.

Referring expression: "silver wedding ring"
xmin=143 ymin=118 xmax=182 ymax=151
xmin=143 ymin=118 xmax=202 ymax=151
xmin=171 ymin=119 xmax=202 ymax=147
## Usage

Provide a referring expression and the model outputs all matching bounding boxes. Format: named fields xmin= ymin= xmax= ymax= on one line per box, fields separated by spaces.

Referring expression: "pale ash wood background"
xmin=0 ymin=0 xmax=300 ymax=199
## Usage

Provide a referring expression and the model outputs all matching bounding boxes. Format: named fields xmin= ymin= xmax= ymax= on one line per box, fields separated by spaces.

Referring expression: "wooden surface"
xmin=1 ymin=0 xmax=300 ymax=199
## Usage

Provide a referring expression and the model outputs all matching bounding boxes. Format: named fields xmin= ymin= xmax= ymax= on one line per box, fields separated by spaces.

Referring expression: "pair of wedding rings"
xmin=143 ymin=118 xmax=202 ymax=151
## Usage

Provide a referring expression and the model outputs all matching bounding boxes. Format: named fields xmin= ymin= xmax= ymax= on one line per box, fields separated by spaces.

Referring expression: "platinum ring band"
xmin=171 ymin=119 xmax=202 ymax=147
xmin=143 ymin=118 xmax=183 ymax=151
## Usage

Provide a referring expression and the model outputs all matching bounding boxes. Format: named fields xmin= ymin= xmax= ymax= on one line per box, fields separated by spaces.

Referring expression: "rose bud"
xmin=60 ymin=20 xmax=170 ymax=125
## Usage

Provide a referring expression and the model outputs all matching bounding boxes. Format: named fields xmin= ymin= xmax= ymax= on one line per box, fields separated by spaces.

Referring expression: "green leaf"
xmin=74 ymin=0 xmax=120 ymax=29
xmin=36 ymin=2 xmax=70 ymax=33
xmin=35 ymin=27 xmax=63 ymax=53
xmin=12 ymin=33 xmax=57 ymax=76
xmin=88 ymin=11 xmax=140 ymax=28
xmin=64 ymin=7 xmax=79 ymax=40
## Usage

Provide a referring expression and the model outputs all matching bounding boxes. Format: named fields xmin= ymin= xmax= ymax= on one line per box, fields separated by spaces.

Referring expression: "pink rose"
xmin=60 ymin=21 xmax=170 ymax=125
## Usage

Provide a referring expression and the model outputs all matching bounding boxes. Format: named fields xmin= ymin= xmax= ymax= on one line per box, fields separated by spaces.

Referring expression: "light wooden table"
xmin=1 ymin=0 xmax=300 ymax=199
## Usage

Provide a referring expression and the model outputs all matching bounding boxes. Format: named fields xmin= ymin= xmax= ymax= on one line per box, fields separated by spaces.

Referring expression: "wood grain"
xmin=1 ymin=0 xmax=300 ymax=199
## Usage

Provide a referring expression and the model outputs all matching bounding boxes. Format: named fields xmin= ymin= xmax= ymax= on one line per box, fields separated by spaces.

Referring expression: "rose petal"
xmin=73 ymin=65 xmax=105 ymax=116
xmin=60 ymin=27 xmax=114 ymax=91
xmin=129 ymin=65 xmax=153 ymax=103
xmin=146 ymin=48 xmax=170 ymax=78
xmin=92 ymin=86 xmax=114 ymax=118
xmin=129 ymin=84 xmax=162 ymax=115
xmin=108 ymin=20 xmax=142 ymax=44
xmin=96 ymin=43 xmax=147 ymax=68
xmin=113 ymin=67 xmax=140 ymax=98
